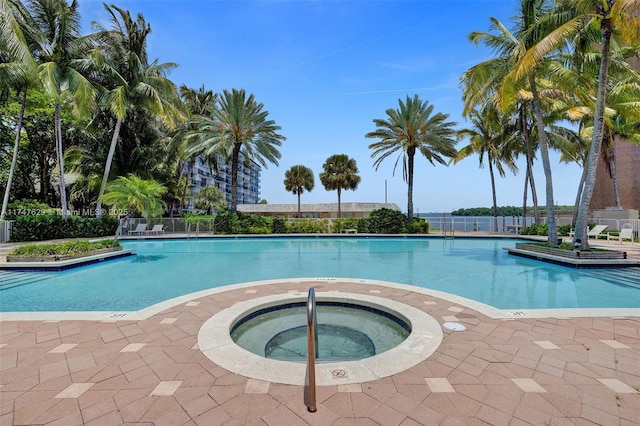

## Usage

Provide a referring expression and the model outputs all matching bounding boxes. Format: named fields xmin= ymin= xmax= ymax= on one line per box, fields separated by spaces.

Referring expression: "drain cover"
xmin=442 ymin=322 xmax=466 ymax=331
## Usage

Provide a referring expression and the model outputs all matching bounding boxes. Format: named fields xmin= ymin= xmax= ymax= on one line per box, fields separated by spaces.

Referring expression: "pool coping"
xmin=0 ymin=248 xmax=136 ymax=271
xmin=1 ymin=278 xmax=638 ymax=322
xmin=198 ymin=291 xmax=444 ymax=386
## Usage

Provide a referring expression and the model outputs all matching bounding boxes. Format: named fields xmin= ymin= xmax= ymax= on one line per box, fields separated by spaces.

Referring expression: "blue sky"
xmin=80 ymin=0 xmax=582 ymax=213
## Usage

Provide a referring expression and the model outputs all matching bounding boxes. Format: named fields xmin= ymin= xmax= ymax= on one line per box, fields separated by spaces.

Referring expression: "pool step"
xmin=582 ymin=268 xmax=640 ymax=290
xmin=0 ymin=271 xmax=53 ymax=291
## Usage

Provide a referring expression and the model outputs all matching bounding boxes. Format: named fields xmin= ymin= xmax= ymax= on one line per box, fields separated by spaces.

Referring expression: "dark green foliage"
xmin=520 ymin=223 xmax=548 ymax=235
xmin=286 ymin=219 xmax=329 ymax=233
xmin=271 ymin=218 xmax=287 ymax=234
xmin=557 ymin=224 xmax=573 ymax=236
xmin=213 ymin=210 xmax=238 ymax=234
xmin=405 ymin=217 xmax=429 ymax=234
xmin=238 ymin=214 xmax=270 ymax=231
xmin=9 ymin=215 xmax=118 ymax=242
xmin=368 ymin=208 xmax=407 ymax=234
xmin=4 ymin=199 xmax=55 ymax=220
xmin=520 ymin=223 xmax=573 ymax=237
xmin=331 ymin=218 xmax=362 ymax=233
xmin=8 ymin=239 xmax=120 ymax=256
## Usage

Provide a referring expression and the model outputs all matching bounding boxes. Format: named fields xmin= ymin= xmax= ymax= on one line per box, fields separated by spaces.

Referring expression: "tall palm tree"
xmin=569 ymin=0 xmax=640 ymax=247
xmin=185 ymin=88 xmax=285 ymax=212
xmin=0 ymin=0 xmax=38 ymax=220
xmin=100 ymin=174 xmax=166 ymax=219
xmin=28 ymin=0 xmax=98 ymax=219
xmin=284 ymin=165 xmax=315 ymax=218
xmin=319 ymin=154 xmax=361 ymax=219
xmin=453 ymin=105 xmax=519 ymax=231
xmin=93 ymin=4 xmax=185 ymax=217
xmin=366 ymin=95 xmax=457 ymax=219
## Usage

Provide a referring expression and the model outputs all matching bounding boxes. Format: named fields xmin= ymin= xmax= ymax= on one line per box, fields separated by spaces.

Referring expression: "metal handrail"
xmin=306 ymin=288 xmax=318 ymax=412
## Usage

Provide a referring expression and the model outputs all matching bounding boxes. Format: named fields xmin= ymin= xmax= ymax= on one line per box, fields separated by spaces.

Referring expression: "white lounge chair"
xmin=146 ymin=224 xmax=164 ymax=235
xmin=608 ymin=225 xmax=634 ymax=244
xmin=128 ymin=223 xmax=148 ymax=235
xmin=587 ymin=224 xmax=608 ymax=239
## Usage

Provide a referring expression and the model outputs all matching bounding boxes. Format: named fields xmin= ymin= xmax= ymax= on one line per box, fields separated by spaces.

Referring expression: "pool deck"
xmin=1 ymin=234 xmax=639 ymax=425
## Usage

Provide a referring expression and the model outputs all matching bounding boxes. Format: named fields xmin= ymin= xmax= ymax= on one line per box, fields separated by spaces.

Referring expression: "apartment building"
xmin=185 ymin=154 xmax=261 ymax=210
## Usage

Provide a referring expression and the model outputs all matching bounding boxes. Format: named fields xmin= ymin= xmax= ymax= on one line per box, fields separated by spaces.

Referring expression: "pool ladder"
xmin=306 ymin=288 xmax=318 ymax=412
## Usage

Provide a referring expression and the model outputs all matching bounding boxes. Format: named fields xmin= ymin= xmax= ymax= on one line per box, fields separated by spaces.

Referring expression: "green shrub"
xmin=8 ymin=239 xmax=120 ymax=256
xmin=213 ymin=210 xmax=237 ymax=234
xmin=557 ymin=224 xmax=573 ymax=236
xmin=405 ymin=217 xmax=429 ymax=234
xmin=238 ymin=214 xmax=271 ymax=233
xmin=286 ymin=219 xmax=329 ymax=233
xmin=520 ymin=223 xmax=548 ymax=236
xmin=368 ymin=208 xmax=407 ymax=234
xmin=246 ymin=226 xmax=271 ymax=234
xmin=271 ymin=218 xmax=287 ymax=234
xmin=331 ymin=218 xmax=363 ymax=233
xmin=4 ymin=199 xmax=56 ymax=220
xmin=9 ymin=215 xmax=118 ymax=242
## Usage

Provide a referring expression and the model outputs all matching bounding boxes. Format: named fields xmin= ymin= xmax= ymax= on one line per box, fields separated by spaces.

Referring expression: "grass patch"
xmin=8 ymin=239 xmax=120 ymax=257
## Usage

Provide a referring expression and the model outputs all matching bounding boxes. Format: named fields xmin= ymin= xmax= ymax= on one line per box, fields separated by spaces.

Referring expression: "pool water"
xmin=231 ymin=302 xmax=410 ymax=361
xmin=1 ymin=237 xmax=639 ymax=311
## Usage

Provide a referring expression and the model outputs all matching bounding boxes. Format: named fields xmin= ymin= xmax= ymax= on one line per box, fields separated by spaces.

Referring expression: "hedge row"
xmin=10 ymin=215 xmax=119 ymax=242
xmin=212 ymin=208 xmax=429 ymax=235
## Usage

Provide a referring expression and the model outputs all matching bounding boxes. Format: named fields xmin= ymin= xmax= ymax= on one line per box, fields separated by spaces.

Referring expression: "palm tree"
xmin=28 ymin=0 xmax=99 ymax=219
xmin=185 ymin=88 xmax=285 ymax=212
xmin=465 ymin=0 xmax=578 ymax=244
xmin=569 ymin=0 xmax=640 ymax=247
xmin=93 ymin=4 xmax=185 ymax=217
xmin=319 ymin=154 xmax=360 ymax=218
xmin=171 ymin=85 xmax=218 ymax=213
xmin=194 ymin=185 xmax=225 ymax=215
xmin=453 ymin=105 xmax=519 ymax=231
xmin=366 ymin=95 xmax=457 ymax=219
xmin=284 ymin=165 xmax=315 ymax=217
xmin=0 ymin=0 xmax=38 ymax=220
xmin=100 ymin=174 xmax=166 ymax=219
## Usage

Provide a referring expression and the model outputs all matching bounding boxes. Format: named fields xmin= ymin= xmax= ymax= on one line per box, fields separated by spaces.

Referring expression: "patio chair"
xmin=146 ymin=224 xmax=164 ymax=235
xmin=607 ymin=224 xmax=635 ymax=244
xmin=587 ymin=224 xmax=608 ymax=239
xmin=128 ymin=223 xmax=148 ymax=235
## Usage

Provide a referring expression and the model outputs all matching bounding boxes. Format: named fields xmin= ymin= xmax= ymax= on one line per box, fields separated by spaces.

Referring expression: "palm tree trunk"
xmin=180 ymin=161 xmax=193 ymax=213
xmin=572 ymin=164 xmax=587 ymax=226
xmin=519 ymin=105 xmax=529 ymax=225
xmin=407 ymin=150 xmax=415 ymax=220
xmin=230 ymin=144 xmax=240 ymax=212
xmin=522 ymin=164 xmax=529 ymax=228
xmin=96 ymin=118 xmax=123 ymax=218
xmin=528 ymin=154 xmax=540 ymax=224
xmin=337 ymin=187 xmax=342 ymax=219
xmin=608 ymin=144 xmax=621 ymax=208
xmin=55 ymin=101 xmax=68 ymax=219
xmin=297 ymin=192 xmax=301 ymax=218
xmin=1 ymin=89 xmax=27 ymax=220
xmin=529 ymin=73 xmax=558 ymax=244
xmin=488 ymin=157 xmax=498 ymax=232
xmin=574 ymin=18 xmax=612 ymax=249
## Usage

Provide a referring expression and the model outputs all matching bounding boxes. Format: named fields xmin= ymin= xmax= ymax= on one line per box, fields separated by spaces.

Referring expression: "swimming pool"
xmin=1 ymin=237 xmax=639 ymax=312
